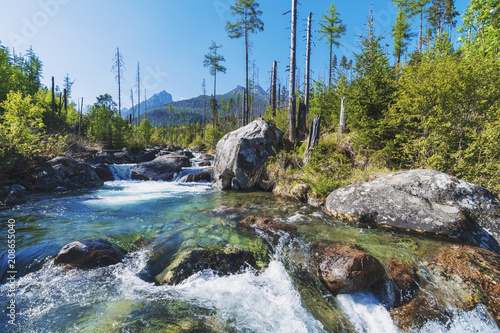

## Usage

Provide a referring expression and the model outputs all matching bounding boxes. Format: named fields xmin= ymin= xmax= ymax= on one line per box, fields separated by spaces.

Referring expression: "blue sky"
xmin=0 ymin=0 xmax=469 ymax=108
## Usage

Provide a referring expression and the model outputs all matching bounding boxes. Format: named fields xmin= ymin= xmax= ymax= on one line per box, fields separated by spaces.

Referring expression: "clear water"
xmin=0 ymin=167 xmax=499 ymax=332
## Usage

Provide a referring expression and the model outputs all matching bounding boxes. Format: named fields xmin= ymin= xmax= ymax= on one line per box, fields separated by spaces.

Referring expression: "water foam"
xmin=175 ymin=260 xmax=326 ymax=332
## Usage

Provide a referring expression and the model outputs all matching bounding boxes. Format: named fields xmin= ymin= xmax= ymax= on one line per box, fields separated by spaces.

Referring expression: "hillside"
xmin=140 ymin=85 xmax=269 ymax=127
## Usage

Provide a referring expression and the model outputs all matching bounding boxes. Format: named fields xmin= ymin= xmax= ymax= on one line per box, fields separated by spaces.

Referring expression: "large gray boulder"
xmin=131 ymin=155 xmax=191 ymax=181
xmin=325 ymin=169 xmax=500 ymax=253
xmin=213 ymin=119 xmax=281 ymax=190
xmin=34 ymin=156 xmax=103 ymax=191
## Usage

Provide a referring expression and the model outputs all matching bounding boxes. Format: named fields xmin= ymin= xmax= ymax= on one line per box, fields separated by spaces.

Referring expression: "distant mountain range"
xmin=121 ymin=90 xmax=173 ymax=117
xmin=126 ymin=85 xmax=270 ymax=127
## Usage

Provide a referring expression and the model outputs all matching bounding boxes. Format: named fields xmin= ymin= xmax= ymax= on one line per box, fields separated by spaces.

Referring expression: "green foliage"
xmin=139 ymin=119 xmax=153 ymax=144
xmin=302 ymin=137 xmax=352 ymax=197
xmin=347 ymin=14 xmax=395 ymax=149
xmin=0 ymin=91 xmax=45 ymax=155
xmin=385 ymin=53 xmax=500 ymax=190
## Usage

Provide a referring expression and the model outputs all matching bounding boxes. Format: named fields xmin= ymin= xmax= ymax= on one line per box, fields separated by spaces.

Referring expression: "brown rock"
xmin=313 ymin=242 xmax=385 ymax=295
xmin=390 ymin=294 xmax=447 ymax=331
xmin=427 ymin=245 xmax=500 ymax=325
xmin=239 ymin=216 xmax=297 ymax=233
xmin=386 ymin=258 xmax=419 ymax=306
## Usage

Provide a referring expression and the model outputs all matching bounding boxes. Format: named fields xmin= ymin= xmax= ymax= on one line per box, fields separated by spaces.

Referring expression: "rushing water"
xmin=0 ymin=163 xmax=499 ymax=332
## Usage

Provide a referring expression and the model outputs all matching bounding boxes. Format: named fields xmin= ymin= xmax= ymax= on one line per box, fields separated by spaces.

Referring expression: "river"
xmin=0 ymin=162 xmax=499 ymax=332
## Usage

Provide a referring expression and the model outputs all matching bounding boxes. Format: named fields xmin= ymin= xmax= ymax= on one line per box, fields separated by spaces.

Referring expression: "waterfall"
xmin=108 ymin=164 xmax=135 ymax=180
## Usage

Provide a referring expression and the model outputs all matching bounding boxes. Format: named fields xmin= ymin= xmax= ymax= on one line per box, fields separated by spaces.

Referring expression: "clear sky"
xmin=0 ymin=0 xmax=469 ymax=108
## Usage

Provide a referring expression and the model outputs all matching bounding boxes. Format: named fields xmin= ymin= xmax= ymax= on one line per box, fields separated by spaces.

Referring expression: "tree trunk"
xmin=297 ymin=102 xmax=307 ymax=141
xmin=78 ymin=97 xmax=83 ymax=140
xmin=63 ymin=89 xmax=67 ymax=118
xmin=51 ymin=76 xmax=55 ymax=118
xmin=271 ymin=61 xmax=277 ymax=117
xmin=329 ymin=41 xmax=333 ymax=88
xmin=305 ymin=12 xmax=312 ymax=113
xmin=419 ymin=10 xmax=423 ymax=53
xmin=117 ymin=48 xmax=121 ymax=117
xmin=339 ymin=97 xmax=346 ymax=133
xmin=244 ymin=22 xmax=249 ymax=126
xmin=288 ymin=0 xmax=298 ymax=144
xmin=305 ymin=115 xmax=321 ymax=163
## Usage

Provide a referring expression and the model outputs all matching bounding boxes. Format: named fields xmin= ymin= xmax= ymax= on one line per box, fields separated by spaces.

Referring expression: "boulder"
xmin=3 ymin=190 xmax=26 ymax=206
xmin=391 ymin=244 xmax=500 ymax=329
xmin=131 ymin=155 xmax=191 ymax=181
xmin=93 ymin=164 xmax=115 ymax=182
xmin=134 ymin=150 xmax=157 ymax=163
xmin=213 ymin=119 xmax=281 ymax=190
xmin=184 ymin=168 xmax=213 ymax=183
xmin=155 ymin=247 xmax=258 ymax=285
xmin=34 ymin=156 xmax=103 ymax=191
xmin=87 ymin=151 xmax=114 ymax=164
xmin=313 ymin=242 xmax=386 ymax=295
xmin=325 ymin=169 xmax=500 ymax=253
xmin=54 ymin=238 xmax=126 ymax=269
xmin=427 ymin=245 xmax=500 ymax=325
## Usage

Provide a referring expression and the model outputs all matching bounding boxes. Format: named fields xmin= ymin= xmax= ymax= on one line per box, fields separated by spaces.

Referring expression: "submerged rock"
xmin=54 ymin=238 xmax=127 ymax=269
xmin=239 ymin=216 xmax=297 ymax=234
xmin=155 ymin=247 xmax=258 ymax=285
xmin=131 ymin=155 xmax=191 ymax=181
xmin=213 ymin=118 xmax=281 ymax=190
xmin=324 ymin=169 xmax=500 ymax=253
xmin=313 ymin=242 xmax=385 ymax=295
xmin=34 ymin=156 xmax=103 ymax=191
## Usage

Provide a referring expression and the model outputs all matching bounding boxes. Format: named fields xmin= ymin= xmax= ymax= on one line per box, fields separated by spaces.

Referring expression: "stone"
xmin=184 ymin=168 xmax=213 ymax=183
xmin=239 ymin=216 xmax=297 ymax=234
xmin=11 ymin=184 xmax=26 ymax=192
xmin=427 ymin=245 xmax=500 ymax=325
xmin=385 ymin=258 xmax=419 ymax=307
xmin=213 ymin=118 xmax=281 ymax=190
xmin=87 ymin=151 xmax=114 ymax=164
xmin=131 ymin=155 xmax=191 ymax=181
xmin=3 ymin=190 xmax=26 ymax=206
xmin=134 ymin=150 xmax=157 ymax=163
xmin=54 ymin=238 xmax=126 ymax=269
xmin=313 ymin=242 xmax=386 ymax=295
xmin=34 ymin=156 xmax=103 ymax=191
xmin=324 ymin=169 xmax=500 ymax=253
xmin=155 ymin=247 xmax=258 ymax=285
xmin=93 ymin=164 xmax=115 ymax=182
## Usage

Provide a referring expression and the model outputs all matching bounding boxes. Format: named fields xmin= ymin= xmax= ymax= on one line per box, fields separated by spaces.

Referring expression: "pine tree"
xmin=348 ymin=5 xmax=395 ymax=146
xmin=226 ymin=0 xmax=264 ymax=126
xmin=392 ymin=0 xmax=412 ymax=65
xmin=203 ymin=41 xmax=227 ymax=99
xmin=112 ymin=47 xmax=126 ymax=117
xmin=409 ymin=0 xmax=431 ymax=52
xmin=318 ymin=3 xmax=346 ymax=88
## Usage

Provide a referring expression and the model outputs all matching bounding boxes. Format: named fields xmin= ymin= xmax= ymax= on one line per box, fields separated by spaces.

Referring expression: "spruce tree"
xmin=318 ymin=3 xmax=346 ymax=88
xmin=226 ymin=0 xmax=264 ymax=126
